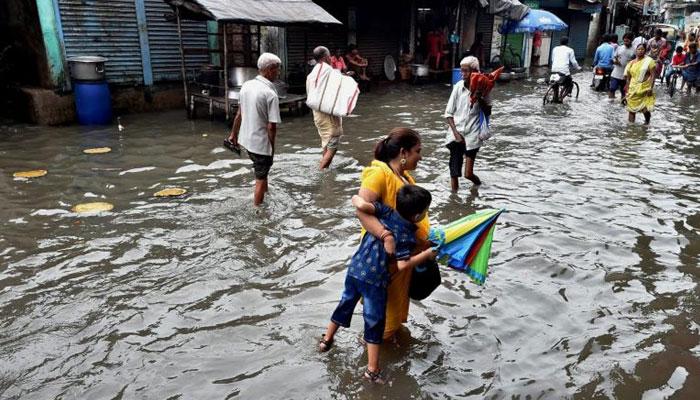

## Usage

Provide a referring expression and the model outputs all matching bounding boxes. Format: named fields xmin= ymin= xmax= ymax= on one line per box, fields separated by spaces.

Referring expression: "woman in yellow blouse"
xmin=624 ymin=44 xmax=656 ymax=125
xmin=356 ymin=127 xmax=430 ymax=341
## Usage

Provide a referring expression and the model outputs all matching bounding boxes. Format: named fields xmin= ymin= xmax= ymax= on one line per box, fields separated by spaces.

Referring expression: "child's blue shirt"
xmin=347 ymin=202 xmax=417 ymax=288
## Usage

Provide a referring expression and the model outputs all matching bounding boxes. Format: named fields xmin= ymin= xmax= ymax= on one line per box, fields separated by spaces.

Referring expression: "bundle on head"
xmin=469 ymin=66 xmax=504 ymax=105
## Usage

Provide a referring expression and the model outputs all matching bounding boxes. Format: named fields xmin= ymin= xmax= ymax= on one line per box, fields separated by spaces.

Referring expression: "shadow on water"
xmin=0 ymin=74 xmax=699 ymax=399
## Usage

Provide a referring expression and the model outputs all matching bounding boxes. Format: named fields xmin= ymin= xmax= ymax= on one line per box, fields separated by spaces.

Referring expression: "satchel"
xmin=409 ymin=260 xmax=441 ymax=300
xmin=477 ymin=110 xmax=491 ymax=141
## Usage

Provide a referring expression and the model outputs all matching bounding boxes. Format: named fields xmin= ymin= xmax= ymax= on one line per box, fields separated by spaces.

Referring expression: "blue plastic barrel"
xmin=74 ymin=81 xmax=112 ymax=125
xmin=452 ymin=68 xmax=462 ymax=85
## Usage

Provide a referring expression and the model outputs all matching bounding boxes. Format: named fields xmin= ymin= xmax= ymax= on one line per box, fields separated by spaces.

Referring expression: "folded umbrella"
xmin=429 ymin=209 xmax=504 ymax=285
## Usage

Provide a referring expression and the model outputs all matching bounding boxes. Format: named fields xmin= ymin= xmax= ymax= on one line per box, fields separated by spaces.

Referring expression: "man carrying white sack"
xmin=306 ymin=46 xmax=345 ymax=169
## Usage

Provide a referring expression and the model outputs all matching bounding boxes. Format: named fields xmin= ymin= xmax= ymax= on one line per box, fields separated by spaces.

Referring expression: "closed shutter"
xmin=58 ymin=0 xmax=143 ymax=83
xmin=144 ymin=0 xmax=209 ymax=81
xmin=477 ymin=9 xmax=494 ymax=65
xmin=356 ymin=7 xmax=399 ymax=78
xmin=286 ymin=27 xmax=347 ymax=70
xmin=286 ymin=26 xmax=346 ymax=89
xmin=568 ymin=12 xmax=590 ymax=60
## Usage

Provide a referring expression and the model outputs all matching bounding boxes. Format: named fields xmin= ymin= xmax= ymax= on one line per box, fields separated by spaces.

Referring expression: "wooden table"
xmin=189 ymin=92 xmax=307 ymax=119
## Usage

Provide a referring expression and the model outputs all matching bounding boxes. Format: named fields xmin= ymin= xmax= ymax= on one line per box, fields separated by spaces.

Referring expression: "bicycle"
xmin=490 ymin=42 xmax=522 ymax=72
xmin=667 ymin=66 xmax=682 ymax=97
xmin=543 ymin=73 xmax=579 ymax=105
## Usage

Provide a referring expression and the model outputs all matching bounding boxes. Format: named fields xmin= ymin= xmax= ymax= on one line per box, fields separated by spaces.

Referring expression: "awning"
xmin=164 ymin=0 xmax=342 ymax=25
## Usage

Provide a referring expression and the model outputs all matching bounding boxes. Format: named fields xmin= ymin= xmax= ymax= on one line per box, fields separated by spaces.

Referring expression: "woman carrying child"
xmin=318 ymin=128 xmax=432 ymax=382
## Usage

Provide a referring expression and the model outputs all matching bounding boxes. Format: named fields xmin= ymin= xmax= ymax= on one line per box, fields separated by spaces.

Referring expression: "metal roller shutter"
xmin=144 ymin=0 xmax=209 ymax=81
xmin=568 ymin=12 xmax=590 ymax=60
xmin=58 ymin=0 xmax=143 ymax=83
xmin=355 ymin=7 xmax=399 ymax=78
xmin=477 ymin=8 xmax=494 ymax=66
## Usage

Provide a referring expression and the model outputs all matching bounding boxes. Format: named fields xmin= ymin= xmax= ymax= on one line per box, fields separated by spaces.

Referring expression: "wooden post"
xmin=223 ymin=23 xmax=229 ymax=120
xmin=176 ymin=7 xmax=189 ymax=114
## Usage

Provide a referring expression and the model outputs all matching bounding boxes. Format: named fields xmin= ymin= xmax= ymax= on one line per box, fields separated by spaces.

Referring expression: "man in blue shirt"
xmin=592 ymin=34 xmax=615 ymax=90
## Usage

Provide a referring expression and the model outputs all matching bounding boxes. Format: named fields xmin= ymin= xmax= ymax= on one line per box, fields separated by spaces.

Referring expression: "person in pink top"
xmin=330 ymin=48 xmax=353 ymax=76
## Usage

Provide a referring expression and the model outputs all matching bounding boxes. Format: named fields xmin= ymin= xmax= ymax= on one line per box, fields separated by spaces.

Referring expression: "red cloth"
xmin=469 ymin=67 xmax=504 ymax=104
xmin=672 ymin=53 xmax=685 ymax=65
xmin=427 ymin=32 xmax=443 ymax=56
xmin=330 ymin=56 xmax=346 ymax=70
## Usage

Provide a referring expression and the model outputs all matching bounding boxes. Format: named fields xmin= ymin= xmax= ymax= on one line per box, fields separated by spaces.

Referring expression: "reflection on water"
xmin=1 ymin=74 xmax=699 ymax=399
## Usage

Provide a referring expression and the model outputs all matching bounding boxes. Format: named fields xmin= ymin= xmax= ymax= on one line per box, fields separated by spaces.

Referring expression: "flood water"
xmin=1 ymin=73 xmax=699 ymax=399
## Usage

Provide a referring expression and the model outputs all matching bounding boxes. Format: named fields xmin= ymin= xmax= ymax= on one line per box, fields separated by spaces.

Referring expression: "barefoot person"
xmin=225 ymin=53 xmax=282 ymax=205
xmin=319 ymin=185 xmax=436 ymax=384
xmin=306 ymin=46 xmax=344 ymax=169
xmin=624 ymin=44 xmax=656 ymax=125
xmin=445 ymin=56 xmax=492 ymax=191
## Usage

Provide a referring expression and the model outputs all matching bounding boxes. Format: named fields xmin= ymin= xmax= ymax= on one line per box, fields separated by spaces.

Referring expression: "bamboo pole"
xmin=176 ymin=7 xmax=189 ymax=114
xmin=223 ymin=23 xmax=229 ymax=120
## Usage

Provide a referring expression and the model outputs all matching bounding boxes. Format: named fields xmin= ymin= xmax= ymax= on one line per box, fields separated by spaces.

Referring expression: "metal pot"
xmin=410 ymin=64 xmax=429 ymax=77
xmin=68 ymin=56 xmax=107 ymax=81
xmin=228 ymin=67 xmax=258 ymax=87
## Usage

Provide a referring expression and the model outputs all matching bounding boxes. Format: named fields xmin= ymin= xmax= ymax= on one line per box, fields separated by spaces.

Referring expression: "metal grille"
xmin=568 ymin=12 xmax=590 ymax=60
xmin=144 ymin=0 xmax=209 ymax=81
xmin=58 ymin=0 xmax=143 ymax=83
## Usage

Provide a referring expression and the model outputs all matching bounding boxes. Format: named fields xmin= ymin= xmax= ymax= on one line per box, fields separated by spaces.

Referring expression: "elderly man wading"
xmin=444 ymin=56 xmax=493 ymax=191
xmin=225 ymin=53 xmax=282 ymax=206
xmin=307 ymin=46 xmax=345 ymax=169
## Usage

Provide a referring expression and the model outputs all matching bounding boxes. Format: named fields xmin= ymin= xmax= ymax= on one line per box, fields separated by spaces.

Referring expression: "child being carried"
xmin=318 ymin=185 xmax=437 ymax=384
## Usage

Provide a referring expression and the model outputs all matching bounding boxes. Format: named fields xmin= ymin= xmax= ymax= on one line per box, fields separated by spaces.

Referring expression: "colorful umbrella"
xmin=499 ymin=9 xmax=567 ymax=34
xmin=429 ymin=209 xmax=504 ymax=285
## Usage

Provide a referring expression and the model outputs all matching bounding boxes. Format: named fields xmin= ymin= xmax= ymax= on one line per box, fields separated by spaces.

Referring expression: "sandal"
xmin=223 ymin=139 xmax=241 ymax=155
xmin=319 ymin=335 xmax=334 ymax=353
xmin=364 ymin=369 xmax=386 ymax=384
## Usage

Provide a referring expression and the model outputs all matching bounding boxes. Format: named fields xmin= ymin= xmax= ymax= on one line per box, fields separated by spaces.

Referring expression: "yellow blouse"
xmin=359 ymin=160 xmax=430 ymax=339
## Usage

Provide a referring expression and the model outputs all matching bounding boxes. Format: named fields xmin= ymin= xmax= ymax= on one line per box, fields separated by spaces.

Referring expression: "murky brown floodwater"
xmin=1 ymin=73 xmax=699 ymax=399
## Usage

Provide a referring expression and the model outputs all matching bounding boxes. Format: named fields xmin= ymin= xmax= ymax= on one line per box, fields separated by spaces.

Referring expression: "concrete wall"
xmin=0 ymin=0 xmax=52 ymax=88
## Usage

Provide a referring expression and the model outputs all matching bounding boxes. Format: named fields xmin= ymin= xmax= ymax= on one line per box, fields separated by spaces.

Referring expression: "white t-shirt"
xmin=444 ymin=79 xmax=490 ymax=151
xmin=632 ymin=36 xmax=647 ymax=51
xmin=238 ymin=76 xmax=281 ymax=156
xmin=551 ymin=45 xmax=579 ymax=76
xmin=611 ymin=45 xmax=635 ymax=80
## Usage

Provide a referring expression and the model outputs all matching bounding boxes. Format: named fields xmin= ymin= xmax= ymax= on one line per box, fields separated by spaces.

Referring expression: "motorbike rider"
xmin=550 ymin=36 xmax=581 ymax=101
xmin=592 ymin=34 xmax=615 ymax=90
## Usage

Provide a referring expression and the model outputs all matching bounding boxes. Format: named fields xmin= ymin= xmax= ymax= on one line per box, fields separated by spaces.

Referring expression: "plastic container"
xmin=452 ymin=68 xmax=462 ymax=85
xmin=74 ymin=81 xmax=112 ymax=125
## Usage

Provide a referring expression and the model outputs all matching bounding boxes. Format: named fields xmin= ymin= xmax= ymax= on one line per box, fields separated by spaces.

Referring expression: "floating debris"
xmin=154 ymin=188 xmax=187 ymax=197
xmin=83 ymin=147 xmax=112 ymax=154
xmin=13 ymin=169 xmax=47 ymax=178
xmin=72 ymin=202 xmax=114 ymax=213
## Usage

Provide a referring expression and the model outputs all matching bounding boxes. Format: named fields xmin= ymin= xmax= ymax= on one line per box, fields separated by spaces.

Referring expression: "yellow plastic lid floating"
xmin=72 ymin=202 xmax=114 ymax=213
xmin=83 ymin=147 xmax=112 ymax=154
xmin=154 ymin=188 xmax=187 ymax=197
xmin=13 ymin=169 xmax=48 ymax=178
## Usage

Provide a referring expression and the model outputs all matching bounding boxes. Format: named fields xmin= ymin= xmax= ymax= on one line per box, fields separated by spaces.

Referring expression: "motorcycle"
xmin=592 ymin=67 xmax=611 ymax=92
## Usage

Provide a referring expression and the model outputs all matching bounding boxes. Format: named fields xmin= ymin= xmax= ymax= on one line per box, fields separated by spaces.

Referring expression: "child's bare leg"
xmin=320 ymin=321 xmax=339 ymax=352
xmin=367 ymin=343 xmax=380 ymax=372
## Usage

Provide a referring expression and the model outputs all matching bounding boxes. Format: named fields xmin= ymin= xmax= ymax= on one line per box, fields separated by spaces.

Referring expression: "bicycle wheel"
xmin=543 ymin=85 xmax=556 ymax=105
xmin=669 ymin=75 xmax=677 ymax=97
xmin=572 ymin=82 xmax=579 ymax=100
xmin=510 ymin=54 xmax=522 ymax=69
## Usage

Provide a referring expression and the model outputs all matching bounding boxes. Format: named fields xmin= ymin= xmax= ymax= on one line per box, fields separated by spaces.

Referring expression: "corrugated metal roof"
xmin=164 ymin=0 xmax=342 ymax=25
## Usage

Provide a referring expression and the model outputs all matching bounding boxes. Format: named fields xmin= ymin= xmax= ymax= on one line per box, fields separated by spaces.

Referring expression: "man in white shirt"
xmin=550 ymin=36 xmax=581 ymax=100
xmin=632 ymin=33 xmax=647 ymax=51
xmin=226 ymin=53 xmax=282 ymax=206
xmin=444 ymin=56 xmax=492 ymax=191
xmin=610 ymin=32 xmax=635 ymax=101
